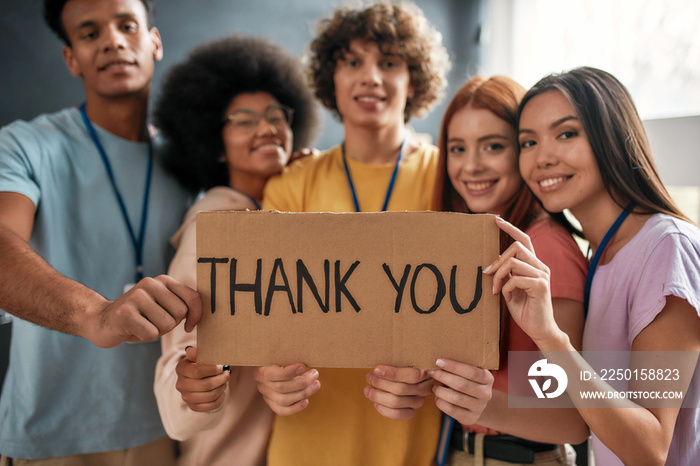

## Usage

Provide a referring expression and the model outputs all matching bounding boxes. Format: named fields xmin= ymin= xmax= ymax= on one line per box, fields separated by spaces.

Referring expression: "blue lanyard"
xmin=435 ymin=414 xmax=455 ymax=466
xmin=80 ymin=103 xmax=154 ymax=283
xmin=341 ymin=136 xmax=406 ymax=212
xmin=583 ymin=203 xmax=634 ymax=316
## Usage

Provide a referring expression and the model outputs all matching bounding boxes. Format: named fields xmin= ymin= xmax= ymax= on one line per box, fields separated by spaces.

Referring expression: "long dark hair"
xmin=519 ymin=66 xmax=691 ymax=225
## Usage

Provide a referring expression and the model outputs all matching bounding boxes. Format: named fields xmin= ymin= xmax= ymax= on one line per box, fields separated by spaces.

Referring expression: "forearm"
xmin=477 ymin=390 xmax=589 ymax=444
xmin=0 ymin=224 xmax=107 ymax=337
xmin=540 ymin=349 xmax=679 ymax=465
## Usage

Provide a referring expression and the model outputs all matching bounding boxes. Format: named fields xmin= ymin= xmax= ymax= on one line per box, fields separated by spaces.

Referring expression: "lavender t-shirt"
xmin=582 ymin=214 xmax=700 ymax=466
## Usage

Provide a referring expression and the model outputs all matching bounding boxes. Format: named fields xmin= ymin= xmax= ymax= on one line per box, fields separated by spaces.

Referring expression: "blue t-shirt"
xmin=0 ymin=107 xmax=191 ymax=458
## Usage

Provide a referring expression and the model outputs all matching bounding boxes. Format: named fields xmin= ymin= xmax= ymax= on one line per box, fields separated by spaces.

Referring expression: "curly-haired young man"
xmin=254 ymin=3 xmax=467 ymax=465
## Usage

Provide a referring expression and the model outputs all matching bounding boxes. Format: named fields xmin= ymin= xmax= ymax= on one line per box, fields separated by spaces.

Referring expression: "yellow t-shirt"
xmin=262 ymin=144 xmax=442 ymax=466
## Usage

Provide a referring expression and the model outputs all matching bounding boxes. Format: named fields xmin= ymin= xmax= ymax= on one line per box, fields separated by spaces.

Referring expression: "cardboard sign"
xmin=196 ymin=210 xmax=500 ymax=369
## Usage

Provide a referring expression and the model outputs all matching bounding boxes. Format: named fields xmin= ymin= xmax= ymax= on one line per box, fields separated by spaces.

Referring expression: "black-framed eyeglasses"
xmin=223 ymin=104 xmax=294 ymax=133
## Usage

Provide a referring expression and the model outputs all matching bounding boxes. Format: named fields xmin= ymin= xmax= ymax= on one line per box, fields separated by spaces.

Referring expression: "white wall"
xmin=644 ymin=115 xmax=700 ymax=222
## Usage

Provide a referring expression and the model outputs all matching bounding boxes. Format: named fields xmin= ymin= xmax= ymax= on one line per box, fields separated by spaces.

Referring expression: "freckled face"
xmin=518 ymin=90 xmax=606 ymax=216
xmin=446 ymin=106 xmax=521 ymax=216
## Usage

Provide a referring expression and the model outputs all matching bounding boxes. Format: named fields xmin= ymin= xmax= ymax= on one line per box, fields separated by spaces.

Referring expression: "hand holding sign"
xmin=485 ymin=217 xmax=562 ymax=347
xmin=253 ymin=364 xmax=321 ymax=416
xmin=429 ymin=358 xmax=494 ymax=425
xmin=175 ymin=346 xmax=230 ymax=413
xmin=88 ymin=275 xmax=202 ymax=348
xmin=364 ymin=365 xmax=434 ymax=420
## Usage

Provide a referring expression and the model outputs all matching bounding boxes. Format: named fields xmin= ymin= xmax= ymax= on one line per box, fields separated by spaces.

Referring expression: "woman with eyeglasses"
xmin=152 ymin=35 xmax=318 ymax=466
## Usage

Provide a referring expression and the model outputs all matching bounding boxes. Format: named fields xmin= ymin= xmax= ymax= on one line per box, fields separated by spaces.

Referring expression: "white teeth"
xmin=255 ymin=144 xmax=279 ymax=150
xmin=539 ymin=177 xmax=567 ymax=188
xmin=466 ymin=181 xmax=494 ymax=191
xmin=104 ymin=62 xmax=131 ymax=69
xmin=357 ymin=96 xmax=381 ymax=102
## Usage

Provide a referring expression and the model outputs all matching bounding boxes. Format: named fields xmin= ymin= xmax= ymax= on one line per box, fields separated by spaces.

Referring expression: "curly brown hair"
xmin=307 ymin=1 xmax=450 ymax=123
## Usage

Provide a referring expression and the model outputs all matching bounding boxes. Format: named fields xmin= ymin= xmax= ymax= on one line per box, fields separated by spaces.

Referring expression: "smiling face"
xmin=60 ymin=0 xmax=162 ymax=101
xmin=518 ymin=90 xmax=606 ymax=217
xmin=221 ymin=92 xmax=292 ymax=194
xmin=333 ymin=39 xmax=414 ymax=130
xmin=445 ymin=106 xmax=521 ymax=216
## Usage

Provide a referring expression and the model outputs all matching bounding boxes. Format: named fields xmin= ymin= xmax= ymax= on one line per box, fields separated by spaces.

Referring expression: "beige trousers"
xmin=0 ymin=437 xmax=175 ymax=466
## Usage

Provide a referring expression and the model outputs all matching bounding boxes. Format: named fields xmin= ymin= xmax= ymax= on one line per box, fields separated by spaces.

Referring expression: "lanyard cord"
xmin=80 ymin=103 xmax=154 ymax=283
xmin=341 ymin=136 xmax=406 ymax=212
xmin=435 ymin=414 xmax=455 ymax=466
xmin=583 ymin=202 xmax=635 ymax=316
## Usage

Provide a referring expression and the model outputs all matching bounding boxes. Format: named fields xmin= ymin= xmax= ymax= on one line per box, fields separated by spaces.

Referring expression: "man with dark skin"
xmin=0 ymin=0 xmax=200 ymax=463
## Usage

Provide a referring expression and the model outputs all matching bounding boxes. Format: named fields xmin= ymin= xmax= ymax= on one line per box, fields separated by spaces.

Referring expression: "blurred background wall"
xmin=0 ymin=0 xmax=483 ymax=150
xmin=2 ymin=0 xmax=697 ymax=212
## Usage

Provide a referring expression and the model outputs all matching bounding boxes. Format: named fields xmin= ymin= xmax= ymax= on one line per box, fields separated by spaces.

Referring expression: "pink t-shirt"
xmin=583 ymin=214 xmax=700 ymax=466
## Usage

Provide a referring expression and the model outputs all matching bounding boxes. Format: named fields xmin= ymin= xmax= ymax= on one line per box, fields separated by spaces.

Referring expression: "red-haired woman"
xmin=430 ymin=76 xmax=588 ymax=465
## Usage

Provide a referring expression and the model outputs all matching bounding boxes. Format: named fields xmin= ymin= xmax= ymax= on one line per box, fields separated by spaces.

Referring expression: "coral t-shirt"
xmin=465 ymin=216 xmax=588 ymax=435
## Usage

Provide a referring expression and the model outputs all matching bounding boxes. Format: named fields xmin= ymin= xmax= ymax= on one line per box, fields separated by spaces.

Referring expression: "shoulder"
xmin=406 ymin=142 xmax=438 ymax=165
xmin=620 ymin=214 xmax=700 ymax=296
xmin=622 ymin=214 xmax=700 ymax=270
xmin=178 ymin=187 xmax=256 ymax=228
xmin=1 ymin=108 xmax=81 ymax=138
xmin=644 ymin=215 xmax=700 ymax=270
xmin=0 ymin=109 xmax=85 ymax=202
xmin=267 ymin=146 xmax=341 ymax=188
xmin=0 ymin=108 xmax=82 ymax=149
xmin=639 ymin=214 xmax=700 ymax=245
xmin=400 ymin=142 xmax=438 ymax=184
xmin=170 ymin=186 xmax=255 ymax=248
xmin=191 ymin=187 xmax=256 ymax=213
xmin=287 ymin=146 xmax=341 ymax=174
xmin=619 ymin=215 xmax=700 ymax=342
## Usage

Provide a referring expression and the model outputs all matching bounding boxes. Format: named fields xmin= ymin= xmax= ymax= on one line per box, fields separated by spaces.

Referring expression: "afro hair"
xmin=154 ymin=34 xmax=320 ymax=193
